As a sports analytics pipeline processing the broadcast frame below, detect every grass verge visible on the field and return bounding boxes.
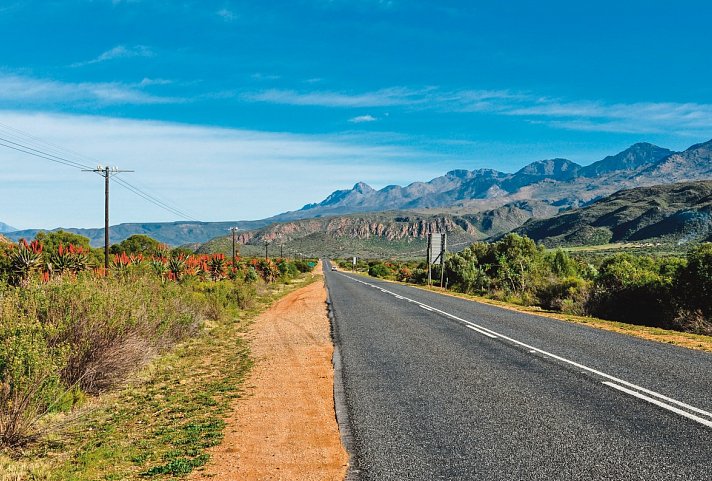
[0,273,319,481]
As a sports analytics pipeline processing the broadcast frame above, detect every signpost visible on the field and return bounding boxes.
[426,232,447,287]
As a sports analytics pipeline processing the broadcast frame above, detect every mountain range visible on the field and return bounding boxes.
[2,138,712,249]
[269,140,712,221]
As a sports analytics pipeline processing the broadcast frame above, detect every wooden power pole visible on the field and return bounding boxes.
[84,165,133,271]
[230,227,239,267]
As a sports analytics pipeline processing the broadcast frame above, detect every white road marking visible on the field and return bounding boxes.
[603,382,712,429]
[339,273,712,428]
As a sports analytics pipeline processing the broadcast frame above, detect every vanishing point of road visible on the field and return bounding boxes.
[324,263,712,480]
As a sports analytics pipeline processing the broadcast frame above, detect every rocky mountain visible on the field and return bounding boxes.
[637,139,712,183]
[578,143,672,177]
[268,141,695,222]
[0,222,16,233]
[5,138,711,250]
[516,181,712,246]
[0,233,10,244]
[196,200,559,258]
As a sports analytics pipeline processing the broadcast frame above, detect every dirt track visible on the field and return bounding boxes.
[192,269,348,480]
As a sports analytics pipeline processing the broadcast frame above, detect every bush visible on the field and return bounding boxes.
[0,274,209,446]
[536,276,591,314]
[368,263,392,279]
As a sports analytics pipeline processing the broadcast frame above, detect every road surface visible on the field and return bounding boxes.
[324,264,712,480]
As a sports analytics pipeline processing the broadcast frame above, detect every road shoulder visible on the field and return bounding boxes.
[191,269,348,480]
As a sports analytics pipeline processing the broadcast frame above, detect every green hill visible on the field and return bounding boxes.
[516,181,712,247]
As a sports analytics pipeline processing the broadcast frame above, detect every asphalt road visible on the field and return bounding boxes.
[324,264,712,481]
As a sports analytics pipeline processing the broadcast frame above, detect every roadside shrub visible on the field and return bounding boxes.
[0,274,208,446]
[674,243,712,320]
[293,259,314,273]
[368,262,392,279]
[587,254,681,328]
[536,276,591,315]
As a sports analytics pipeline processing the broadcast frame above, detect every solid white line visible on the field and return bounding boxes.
[465,324,499,338]
[338,273,712,425]
[603,382,712,429]
[419,304,434,311]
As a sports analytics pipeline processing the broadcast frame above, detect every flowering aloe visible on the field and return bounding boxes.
[208,254,227,280]
[112,252,132,271]
[49,243,88,275]
[167,255,186,281]
[10,239,43,286]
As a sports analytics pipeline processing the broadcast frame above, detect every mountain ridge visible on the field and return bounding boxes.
[3,138,712,248]
[515,180,712,246]
[266,140,692,222]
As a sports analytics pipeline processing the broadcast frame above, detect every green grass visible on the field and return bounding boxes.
[0,273,318,481]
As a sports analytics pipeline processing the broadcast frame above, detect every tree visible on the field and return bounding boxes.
[34,230,92,253]
[675,243,712,317]
[110,235,162,256]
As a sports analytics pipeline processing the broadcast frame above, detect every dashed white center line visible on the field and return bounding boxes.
[337,272,712,429]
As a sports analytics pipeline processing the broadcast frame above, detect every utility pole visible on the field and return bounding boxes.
[440,232,447,288]
[230,227,239,267]
[264,241,269,260]
[280,243,283,258]
[83,165,133,272]
[426,232,432,287]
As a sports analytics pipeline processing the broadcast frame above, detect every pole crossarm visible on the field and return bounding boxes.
[82,165,134,271]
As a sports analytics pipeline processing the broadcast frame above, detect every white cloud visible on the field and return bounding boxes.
[216,8,236,21]
[244,85,712,136]
[349,115,377,123]
[139,78,173,87]
[507,99,712,136]
[243,87,433,107]
[0,74,181,105]
[251,73,281,81]
[0,110,445,229]
[71,45,155,67]
[244,86,518,110]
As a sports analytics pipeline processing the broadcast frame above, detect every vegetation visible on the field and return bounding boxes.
[0,232,317,479]
[357,233,712,336]
[516,181,712,247]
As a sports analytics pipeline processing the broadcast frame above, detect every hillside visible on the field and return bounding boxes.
[0,221,16,233]
[4,219,271,247]
[516,181,712,246]
[197,200,557,258]
[4,138,711,249]
[0,233,10,244]
[267,140,708,222]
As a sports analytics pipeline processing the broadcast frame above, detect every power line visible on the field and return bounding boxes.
[0,121,97,168]
[0,136,92,170]
[112,177,200,222]
[0,126,201,222]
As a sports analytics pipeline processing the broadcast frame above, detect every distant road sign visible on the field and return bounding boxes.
[428,233,445,265]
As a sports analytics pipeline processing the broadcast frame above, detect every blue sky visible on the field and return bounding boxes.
[1,0,711,229]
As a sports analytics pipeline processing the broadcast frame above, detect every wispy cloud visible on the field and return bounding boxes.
[138,77,173,87]
[244,86,517,110]
[71,45,154,67]
[0,110,443,228]
[349,115,377,123]
[507,99,712,136]
[244,87,437,108]
[244,85,712,136]
[251,73,281,81]
[0,74,180,105]
[216,8,236,21]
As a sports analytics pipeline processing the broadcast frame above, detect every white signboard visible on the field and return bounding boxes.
[429,233,445,265]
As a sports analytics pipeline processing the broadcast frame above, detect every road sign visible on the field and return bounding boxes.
[428,233,446,265]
